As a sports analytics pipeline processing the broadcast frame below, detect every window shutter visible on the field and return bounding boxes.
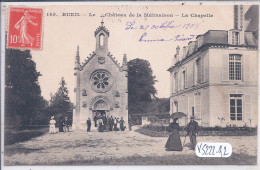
[244,94,251,122]
[222,54,229,81]
[240,32,245,45]
[185,67,188,88]
[170,74,173,94]
[192,63,194,86]
[178,71,181,91]
[204,56,209,82]
[201,57,204,82]
[243,55,250,81]
[228,31,233,44]
[194,95,201,118]
[193,62,197,85]
[188,96,194,117]
[222,93,230,122]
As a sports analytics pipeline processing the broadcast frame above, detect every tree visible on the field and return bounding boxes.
[128,58,157,104]
[49,77,73,125]
[5,49,46,126]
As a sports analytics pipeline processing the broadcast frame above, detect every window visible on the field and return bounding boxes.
[230,94,242,121]
[99,34,104,46]
[183,70,186,89]
[196,58,201,84]
[174,101,178,112]
[232,32,240,45]
[229,54,242,80]
[90,70,113,93]
[193,62,197,85]
[174,72,178,92]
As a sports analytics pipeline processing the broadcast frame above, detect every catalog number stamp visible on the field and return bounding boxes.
[196,142,232,158]
[7,7,43,50]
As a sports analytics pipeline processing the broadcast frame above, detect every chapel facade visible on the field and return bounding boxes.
[72,21,128,130]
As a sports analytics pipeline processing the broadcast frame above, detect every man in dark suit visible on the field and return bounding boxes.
[86,118,91,132]
[109,116,114,131]
[58,117,64,132]
[94,115,97,127]
[186,116,199,150]
[63,117,70,132]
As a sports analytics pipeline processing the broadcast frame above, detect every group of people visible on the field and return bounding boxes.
[49,116,70,134]
[89,115,126,132]
[51,114,198,151]
[165,116,199,151]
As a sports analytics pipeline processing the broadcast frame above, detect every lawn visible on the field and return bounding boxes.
[4,126,49,145]
[54,153,257,165]
[136,125,257,137]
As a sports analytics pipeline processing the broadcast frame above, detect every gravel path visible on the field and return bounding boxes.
[4,126,257,165]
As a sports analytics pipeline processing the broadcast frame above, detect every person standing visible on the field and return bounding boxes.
[186,116,199,150]
[109,116,114,131]
[86,118,91,132]
[94,115,97,127]
[63,117,69,132]
[120,117,126,131]
[49,116,56,134]
[97,118,104,132]
[114,117,119,131]
[165,118,183,151]
[58,117,64,132]
[103,115,107,131]
[106,115,110,131]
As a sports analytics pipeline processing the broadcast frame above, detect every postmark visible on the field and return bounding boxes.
[7,7,43,50]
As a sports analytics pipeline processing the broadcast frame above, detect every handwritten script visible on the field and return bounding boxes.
[125,20,204,43]
[139,32,198,42]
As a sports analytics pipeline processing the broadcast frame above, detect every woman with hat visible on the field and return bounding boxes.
[165,118,183,151]
[49,116,56,134]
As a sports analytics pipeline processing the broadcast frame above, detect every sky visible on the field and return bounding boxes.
[27,4,236,102]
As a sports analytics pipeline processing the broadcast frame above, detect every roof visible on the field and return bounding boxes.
[80,52,121,71]
[94,24,110,37]
[167,29,258,72]
[245,5,259,32]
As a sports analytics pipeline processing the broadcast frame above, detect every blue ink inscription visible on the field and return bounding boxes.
[139,32,198,42]
[125,20,204,31]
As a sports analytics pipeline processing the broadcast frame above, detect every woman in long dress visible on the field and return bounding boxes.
[49,116,56,134]
[165,118,183,151]
[97,118,104,132]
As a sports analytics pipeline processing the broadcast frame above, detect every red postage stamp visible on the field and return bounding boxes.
[7,7,43,50]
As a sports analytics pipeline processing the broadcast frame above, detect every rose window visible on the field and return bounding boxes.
[90,70,113,93]
[93,73,109,89]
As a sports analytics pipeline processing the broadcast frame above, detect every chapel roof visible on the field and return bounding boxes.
[94,21,110,37]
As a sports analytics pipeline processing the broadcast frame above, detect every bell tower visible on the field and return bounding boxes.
[94,19,109,54]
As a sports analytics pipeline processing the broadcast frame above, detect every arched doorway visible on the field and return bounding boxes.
[93,100,109,117]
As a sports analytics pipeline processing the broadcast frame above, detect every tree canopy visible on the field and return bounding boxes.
[48,77,73,125]
[5,49,47,126]
[128,58,157,104]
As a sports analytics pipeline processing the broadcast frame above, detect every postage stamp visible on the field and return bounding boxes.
[7,7,43,50]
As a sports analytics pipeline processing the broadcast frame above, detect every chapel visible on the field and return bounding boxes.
[72,21,128,130]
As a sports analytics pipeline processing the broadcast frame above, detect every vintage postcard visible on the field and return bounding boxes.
[1,1,259,169]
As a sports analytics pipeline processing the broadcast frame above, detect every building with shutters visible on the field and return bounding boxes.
[72,21,128,130]
[167,5,258,127]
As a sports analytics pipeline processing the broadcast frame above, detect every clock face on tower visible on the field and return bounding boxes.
[90,69,113,93]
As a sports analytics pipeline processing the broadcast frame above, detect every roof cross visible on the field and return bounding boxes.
[101,14,104,26]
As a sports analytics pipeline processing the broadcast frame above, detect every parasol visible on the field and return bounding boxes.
[170,112,187,119]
